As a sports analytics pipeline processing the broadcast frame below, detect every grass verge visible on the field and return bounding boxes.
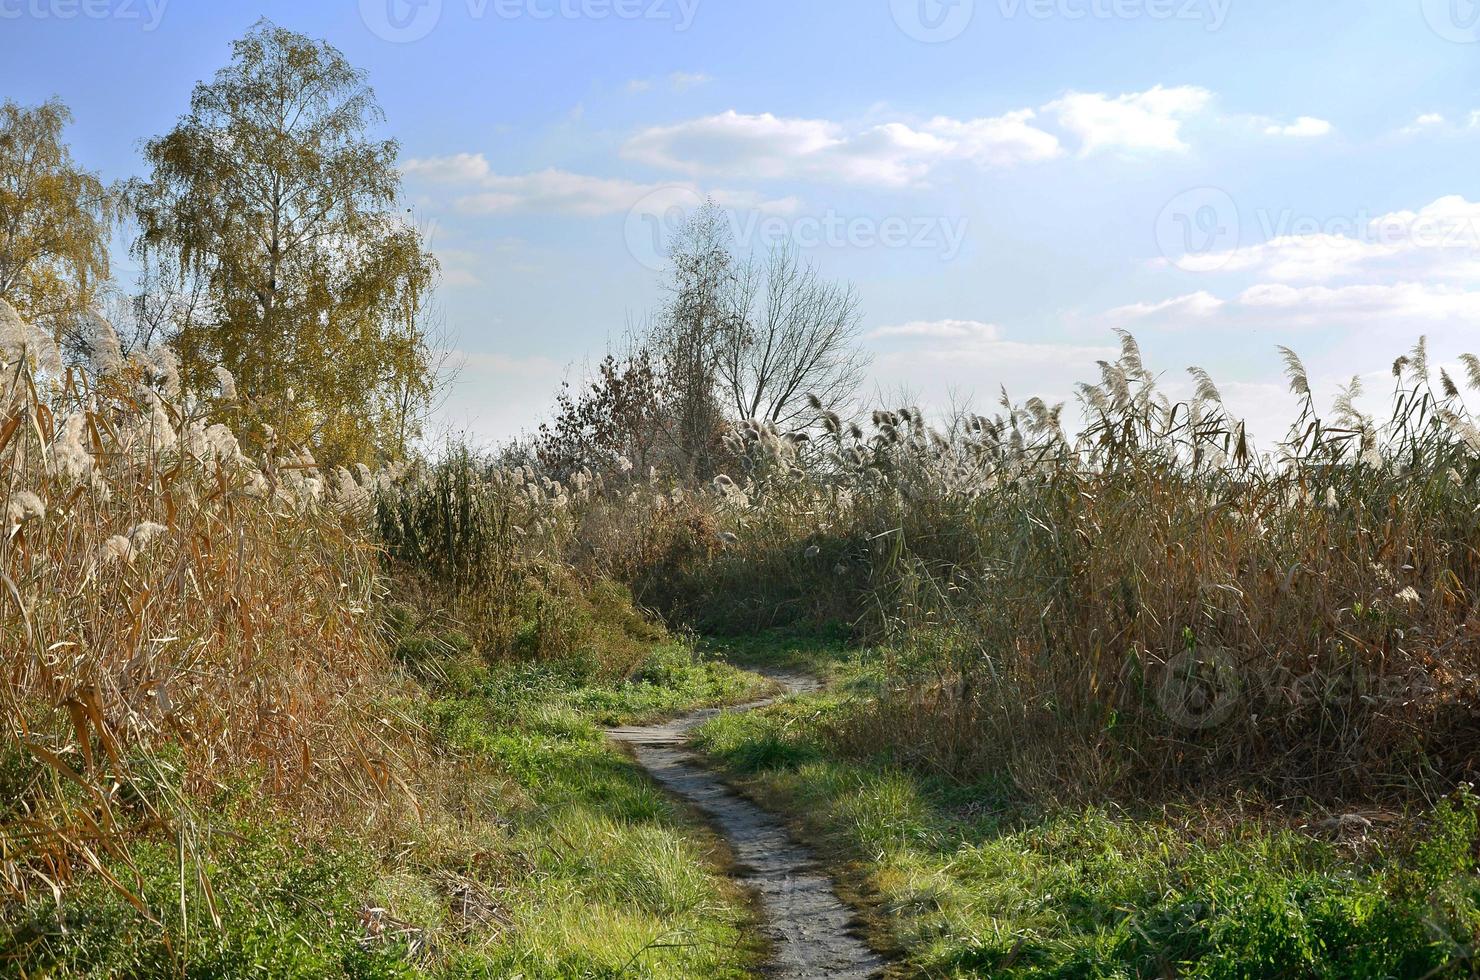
[692,633,1480,979]
[2,623,773,979]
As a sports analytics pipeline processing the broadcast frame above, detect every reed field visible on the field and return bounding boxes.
[8,293,1480,974]
[6,19,1480,976]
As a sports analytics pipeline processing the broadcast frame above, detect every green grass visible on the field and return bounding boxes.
[692,644,1480,979]
[0,810,415,979]
[404,640,772,977]
[699,621,865,678]
[1,629,774,978]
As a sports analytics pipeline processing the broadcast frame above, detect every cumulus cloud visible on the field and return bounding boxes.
[621,109,1062,186]
[1264,116,1333,138]
[1155,195,1480,282]
[1045,85,1212,155]
[412,86,1223,203]
[1119,189,1480,363]
[621,86,1220,184]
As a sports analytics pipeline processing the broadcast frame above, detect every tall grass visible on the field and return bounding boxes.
[0,300,415,914]
[662,335,1480,802]
[392,332,1480,805]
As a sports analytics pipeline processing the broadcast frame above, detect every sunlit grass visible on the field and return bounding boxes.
[695,663,1480,978]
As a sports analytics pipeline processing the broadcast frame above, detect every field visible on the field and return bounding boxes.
[5,20,1480,976]
[5,315,1480,976]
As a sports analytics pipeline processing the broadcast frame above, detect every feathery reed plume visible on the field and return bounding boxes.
[1187,366,1222,404]
[1278,346,1311,396]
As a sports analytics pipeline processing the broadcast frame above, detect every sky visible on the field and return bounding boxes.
[4,0,1480,444]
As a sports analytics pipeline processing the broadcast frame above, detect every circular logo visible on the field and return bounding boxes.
[890,0,975,42]
[360,0,443,43]
[1155,187,1240,272]
[1421,0,1480,43]
[1156,647,1243,731]
[624,186,705,272]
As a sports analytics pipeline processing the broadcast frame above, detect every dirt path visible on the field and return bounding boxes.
[607,671,885,979]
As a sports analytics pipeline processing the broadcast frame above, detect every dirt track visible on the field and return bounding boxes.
[607,671,885,979]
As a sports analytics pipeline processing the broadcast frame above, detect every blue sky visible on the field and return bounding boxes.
[4,0,1480,441]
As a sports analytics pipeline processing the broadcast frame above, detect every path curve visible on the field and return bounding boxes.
[607,670,885,979]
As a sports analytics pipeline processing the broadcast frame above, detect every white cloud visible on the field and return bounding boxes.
[1392,111,1480,138]
[1398,112,1450,136]
[1264,116,1333,138]
[1235,281,1480,322]
[402,157,798,217]
[1105,291,1225,323]
[922,111,1065,167]
[1166,233,1399,280]
[1045,85,1212,155]
[1156,195,1480,283]
[621,87,1215,185]
[403,152,493,183]
[621,109,1062,186]
[1098,282,1480,339]
[868,319,1000,340]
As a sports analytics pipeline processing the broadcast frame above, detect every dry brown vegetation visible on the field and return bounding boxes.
[388,332,1480,809]
[0,299,420,911]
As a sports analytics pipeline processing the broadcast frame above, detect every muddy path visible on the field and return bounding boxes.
[607,670,886,979]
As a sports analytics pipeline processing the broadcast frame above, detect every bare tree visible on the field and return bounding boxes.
[717,243,868,428]
[640,203,871,477]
